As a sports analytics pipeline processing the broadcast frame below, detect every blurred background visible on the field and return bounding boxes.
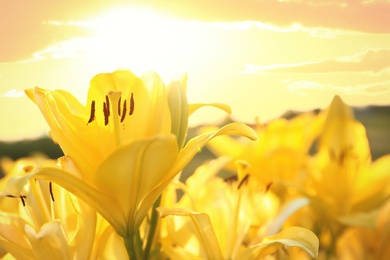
[1,1,389,176]
[1,105,389,179]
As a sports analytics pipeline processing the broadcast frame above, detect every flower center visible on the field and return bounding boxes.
[87,91,135,149]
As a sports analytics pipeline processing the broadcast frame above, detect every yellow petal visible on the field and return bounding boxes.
[171,123,257,175]
[188,103,231,116]
[265,198,310,236]
[141,71,172,137]
[93,134,178,235]
[25,168,125,235]
[237,227,319,259]
[337,210,379,228]
[25,220,72,260]
[157,207,225,260]
[167,81,189,148]
[351,154,390,212]
[29,87,97,180]
[0,239,34,260]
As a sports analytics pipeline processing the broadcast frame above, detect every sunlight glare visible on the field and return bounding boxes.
[82,6,196,79]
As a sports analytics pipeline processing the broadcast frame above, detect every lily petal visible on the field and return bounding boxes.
[236,226,319,259]
[188,103,231,116]
[167,81,189,149]
[93,134,178,236]
[157,207,225,260]
[172,123,257,175]
[17,168,125,234]
[0,239,34,260]
[25,220,72,260]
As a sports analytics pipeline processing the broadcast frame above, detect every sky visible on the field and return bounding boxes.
[1,0,390,141]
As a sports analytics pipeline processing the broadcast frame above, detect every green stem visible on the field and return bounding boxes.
[326,222,344,259]
[123,235,137,260]
[143,195,162,260]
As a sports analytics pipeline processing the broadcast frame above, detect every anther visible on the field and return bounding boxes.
[49,182,55,202]
[87,100,96,124]
[23,165,34,173]
[265,182,273,193]
[118,96,122,116]
[121,99,127,123]
[237,174,250,190]
[6,194,27,207]
[129,93,134,115]
[105,95,110,114]
[103,101,109,126]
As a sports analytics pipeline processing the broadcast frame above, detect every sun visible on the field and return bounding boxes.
[81,5,200,79]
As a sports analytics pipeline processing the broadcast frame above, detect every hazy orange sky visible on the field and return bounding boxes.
[1,0,390,141]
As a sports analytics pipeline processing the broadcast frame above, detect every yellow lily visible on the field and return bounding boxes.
[0,156,96,260]
[25,70,173,183]
[307,96,390,228]
[24,70,257,257]
[201,112,324,188]
[157,157,319,259]
[294,96,390,259]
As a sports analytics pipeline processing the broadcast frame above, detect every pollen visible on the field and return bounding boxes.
[87,100,96,124]
[121,99,127,123]
[129,93,135,115]
[87,92,135,126]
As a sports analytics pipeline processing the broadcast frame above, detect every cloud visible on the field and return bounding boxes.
[1,0,389,63]
[146,0,390,33]
[241,49,390,74]
[1,89,25,98]
[286,79,390,96]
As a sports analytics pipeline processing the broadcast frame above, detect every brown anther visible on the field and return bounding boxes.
[23,165,34,173]
[105,95,110,115]
[129,93,134,115]
[87,100,96,124]
[103,102,109,126]
[121,99,127,123]
[265,182,273,193]
[20,196,26,207]
[118,96,122,116]
[49,182,55,202]
[6,194,27,207]
[237,174,250,190]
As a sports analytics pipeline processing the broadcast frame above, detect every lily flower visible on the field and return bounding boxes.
[24,70,257,257]
[307,96,390,229]
[157,158,319,259]
[0,156,96,259]
[201,112,324,188]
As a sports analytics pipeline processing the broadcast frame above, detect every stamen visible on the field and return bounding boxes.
[6,194,27,207]
[237,174,250,190]
[103,101,109,126]
[105,95,110,115]
[87,100,96,124]
[20,196,26,207]
[49,182,55,202]
[121,99,127,123]
[23,165,34,173]
[118,96,122,116]
[265,182,273,193]
[129,93,135,115]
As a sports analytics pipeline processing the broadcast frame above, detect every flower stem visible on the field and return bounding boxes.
[124,235,138,260]
[143,195,162,260]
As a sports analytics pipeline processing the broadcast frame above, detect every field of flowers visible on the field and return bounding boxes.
[0,70,389,259]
